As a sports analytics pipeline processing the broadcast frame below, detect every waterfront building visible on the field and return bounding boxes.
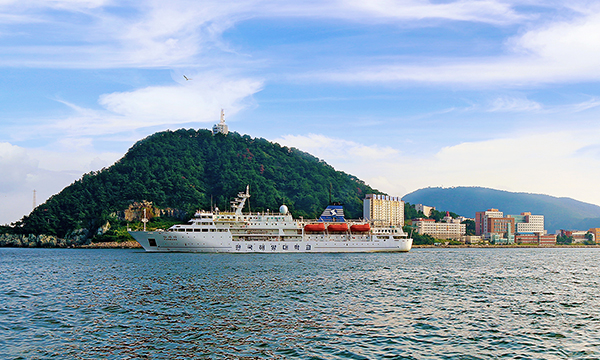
[464,235,483,244]
[570,230,590,243]
[477,208,549,245]
[475,209,504,235]
[487,217,516,236]
[515,233,557,245]
[508,212,545,234]
[539,234,557,245]
[363,194,404,227]
[412,213,465,240]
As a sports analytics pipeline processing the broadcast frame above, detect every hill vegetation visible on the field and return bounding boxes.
[10,129,382,240]
[403,187,600,232]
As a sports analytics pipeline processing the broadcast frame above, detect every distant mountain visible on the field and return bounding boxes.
[402,187,600,233]
[14,129,382,238]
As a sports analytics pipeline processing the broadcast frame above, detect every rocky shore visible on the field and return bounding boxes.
[0,233,142,249]
[0,233,81,248]
[79,241,142,249]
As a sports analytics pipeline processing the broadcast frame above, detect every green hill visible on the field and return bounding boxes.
[11,129,381,239]
[402,187,600,233]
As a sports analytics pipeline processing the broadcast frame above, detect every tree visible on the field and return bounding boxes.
[556,234,573,245]
[462,219,475,235]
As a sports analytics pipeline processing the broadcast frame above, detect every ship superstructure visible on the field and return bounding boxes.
[129,186,412,253]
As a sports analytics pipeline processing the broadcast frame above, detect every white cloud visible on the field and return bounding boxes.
[0,141,123,224]
[340,0,523,24]
[38,73,263,137]
[316,6,600,86]
[0,0,530,68]
[0,142,39,192]
[487,96,542,112]
[276,133,399,161]
[273,130,600,208]
[99,74,262,123]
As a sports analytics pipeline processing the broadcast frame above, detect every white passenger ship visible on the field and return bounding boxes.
[129,186,412,253]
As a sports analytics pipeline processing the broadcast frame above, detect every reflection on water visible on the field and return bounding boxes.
[2,248,600,359]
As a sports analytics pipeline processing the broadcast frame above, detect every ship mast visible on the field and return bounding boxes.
[230,185,250,218]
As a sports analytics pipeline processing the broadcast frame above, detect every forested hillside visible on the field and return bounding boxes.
[12,129,381,238]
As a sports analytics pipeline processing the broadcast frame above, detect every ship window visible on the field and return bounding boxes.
[210,229,215,232]
[148,238,157,247]
[202,229,209,232]
[194,229,201,232]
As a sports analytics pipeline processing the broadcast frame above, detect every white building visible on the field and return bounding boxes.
[414,204,435,217]
[212,109,229,135]
[413,215,466,240]
[363,194,404,227]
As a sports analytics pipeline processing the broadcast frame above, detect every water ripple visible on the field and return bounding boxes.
[2,248,600,359]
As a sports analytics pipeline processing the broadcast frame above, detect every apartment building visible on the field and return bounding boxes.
[363,194,404,227]
[412,213,466,240]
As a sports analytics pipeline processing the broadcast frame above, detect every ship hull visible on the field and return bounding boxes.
[129,231,412,253]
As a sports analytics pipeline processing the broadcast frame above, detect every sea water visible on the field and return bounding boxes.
[1,247,600,359]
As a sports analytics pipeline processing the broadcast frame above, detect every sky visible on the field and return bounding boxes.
[1,0,600,225]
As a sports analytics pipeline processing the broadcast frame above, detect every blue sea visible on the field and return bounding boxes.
[2,247,600,359]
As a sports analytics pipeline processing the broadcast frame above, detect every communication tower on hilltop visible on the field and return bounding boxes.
[33,189,36,210]
[212,109,229,135]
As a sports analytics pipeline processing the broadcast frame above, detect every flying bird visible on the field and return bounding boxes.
[183,75,192,81]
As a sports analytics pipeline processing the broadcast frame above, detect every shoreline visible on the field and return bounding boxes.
[413,244,599,249]
[79,241,142,249]
[79,242,597,249]
[1,238,597,250]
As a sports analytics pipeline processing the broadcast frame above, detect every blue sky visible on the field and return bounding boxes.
[1,0,600,224]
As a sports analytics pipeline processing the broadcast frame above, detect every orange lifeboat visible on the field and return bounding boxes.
[327,223,348,232]
[304,223,325,232]
[350,224,370,232]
